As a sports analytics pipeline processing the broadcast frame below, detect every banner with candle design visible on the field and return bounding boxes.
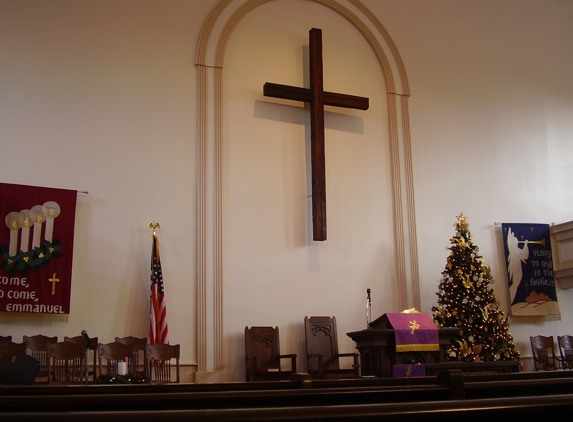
[0,183,77,322]
[501,223,560,321]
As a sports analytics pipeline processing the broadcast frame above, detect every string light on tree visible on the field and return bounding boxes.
[432,214,520,362]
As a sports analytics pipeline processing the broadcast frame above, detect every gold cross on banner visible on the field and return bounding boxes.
[49,273,59,295]
[409,320,420,334]
[405,365,412,377]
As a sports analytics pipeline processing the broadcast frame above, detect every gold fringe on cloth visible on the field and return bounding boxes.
[0,312,68,323]
[511,299,561,322]
[513,314,561,322]
[396,344,440,352]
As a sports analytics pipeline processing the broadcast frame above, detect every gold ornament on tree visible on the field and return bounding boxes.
[472,344,482,362]
[462,274,472,289]
[457,339,471,358]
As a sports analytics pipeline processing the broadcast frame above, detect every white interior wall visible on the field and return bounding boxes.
[0,0,208,380]
[369,0,573,356]
[1,0,572,381]
[221,1,394,381]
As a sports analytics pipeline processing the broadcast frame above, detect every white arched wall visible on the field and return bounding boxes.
[195,0,418,376]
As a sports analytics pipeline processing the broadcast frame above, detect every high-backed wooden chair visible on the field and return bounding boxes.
[558,335,573,370]
[116,336,147,375]
[244,326,297,382]
[65,335,99,382]
[304,316,360,379]
[23,334,57,381]
[146,343,180,383]
[98,342,134,376]
[0,341,27,358]
[47,341,87,384]
[0,335,12,344]
[530,335,559,370]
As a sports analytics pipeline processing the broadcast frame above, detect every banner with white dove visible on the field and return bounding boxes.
[501,223,560,321]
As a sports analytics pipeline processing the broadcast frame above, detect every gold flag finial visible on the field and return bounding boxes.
[148,221,160,236]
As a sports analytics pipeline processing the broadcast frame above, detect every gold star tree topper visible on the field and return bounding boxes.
[456,213,469,231]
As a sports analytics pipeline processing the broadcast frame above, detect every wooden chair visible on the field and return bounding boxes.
[244,326,297,382]
[530,335,559,370]
[115,336,147,375]
[0,335,12,344]
[304,316,360,379]
[23,334,57,381]
[0,341,27,358]
[65,335,99,382]
[47,341,87,384]
[98,342,134,376]
[146,343,180,383]
[558,335,573,370]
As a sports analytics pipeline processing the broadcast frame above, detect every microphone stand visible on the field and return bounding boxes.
[366,288,372,329]
[85,346,89,385]
[82,333,90,385]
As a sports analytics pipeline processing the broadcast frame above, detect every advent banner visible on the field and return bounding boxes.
[0,183,78,322]
[501,223,560,321]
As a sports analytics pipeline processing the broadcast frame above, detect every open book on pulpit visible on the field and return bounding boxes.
[370,313,439,352]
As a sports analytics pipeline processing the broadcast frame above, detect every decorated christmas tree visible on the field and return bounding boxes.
[432,213,520,362]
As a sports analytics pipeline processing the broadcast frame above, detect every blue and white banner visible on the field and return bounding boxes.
[501,223,560,321]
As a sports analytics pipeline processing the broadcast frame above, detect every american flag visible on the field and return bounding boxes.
[149,234,169,345]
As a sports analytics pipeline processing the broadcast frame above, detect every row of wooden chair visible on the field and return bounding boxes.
[530,335,573,371]
[0,335,180,384]
[245,316,360,382]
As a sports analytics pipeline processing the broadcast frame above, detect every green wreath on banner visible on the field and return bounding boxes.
[0,239,62,276]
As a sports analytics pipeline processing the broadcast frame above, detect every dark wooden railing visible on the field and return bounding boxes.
[2,370,573,420]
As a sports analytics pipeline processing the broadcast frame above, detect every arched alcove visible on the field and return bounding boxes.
[195,0,419,378]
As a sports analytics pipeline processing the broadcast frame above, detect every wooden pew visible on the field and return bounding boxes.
[0,382,453,412]
[3,370,573,420]
[0,372,440,396]
[2,368,571,397]
[2,393,573,421]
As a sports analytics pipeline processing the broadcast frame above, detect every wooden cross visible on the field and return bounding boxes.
[263,28,369,241]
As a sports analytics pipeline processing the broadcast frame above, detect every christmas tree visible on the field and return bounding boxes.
[432,213,520,362]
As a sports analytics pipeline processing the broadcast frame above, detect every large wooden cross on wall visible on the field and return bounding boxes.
[263,28,369,241]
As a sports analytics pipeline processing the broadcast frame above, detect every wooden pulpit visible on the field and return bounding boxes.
[347,313,459,378]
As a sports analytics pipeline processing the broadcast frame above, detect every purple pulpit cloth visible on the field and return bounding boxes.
[386,313,439,352]
[393,364,426,378]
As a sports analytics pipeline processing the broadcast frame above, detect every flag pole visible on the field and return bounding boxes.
[148,221,169,346]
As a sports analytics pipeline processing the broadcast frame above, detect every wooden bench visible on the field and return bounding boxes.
[2,394,573,421]
[3,370,573,420]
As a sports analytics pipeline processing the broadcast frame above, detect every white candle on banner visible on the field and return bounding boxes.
[30,205,46,249]
[5,212,22,257]
[117,361,127,376]
[43,201,61,242]
[19,209,31,252]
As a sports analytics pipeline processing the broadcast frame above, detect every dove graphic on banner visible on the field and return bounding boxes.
[501,223,560,321]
